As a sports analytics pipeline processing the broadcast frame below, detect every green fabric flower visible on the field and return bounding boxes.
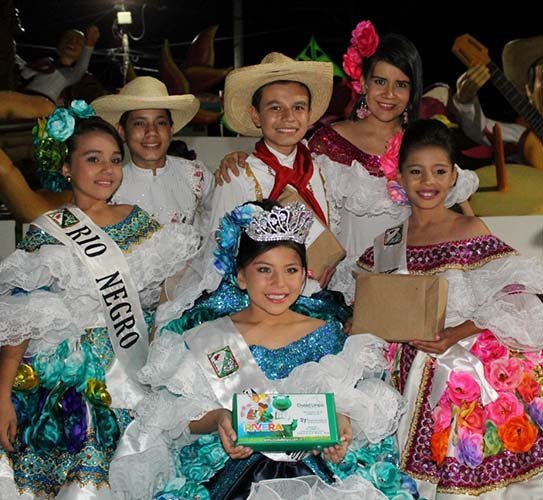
[483,421,503,456]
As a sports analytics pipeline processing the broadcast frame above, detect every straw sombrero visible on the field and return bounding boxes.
[91,76,200,133]
[502,36,543,93]
[224,52,333,137]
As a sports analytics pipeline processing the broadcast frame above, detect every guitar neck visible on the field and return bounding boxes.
[488,61,543,142]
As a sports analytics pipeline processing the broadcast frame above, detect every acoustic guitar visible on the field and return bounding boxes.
[452,34,543,169]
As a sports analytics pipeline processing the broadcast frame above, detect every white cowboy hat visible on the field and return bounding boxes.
[91,76,200,133]
[224,52,333,137]
[502,36,543,93]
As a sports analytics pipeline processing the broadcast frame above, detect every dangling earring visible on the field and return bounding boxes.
[402,108,409,125]
[356,94,372,120]
[65,175,72,182]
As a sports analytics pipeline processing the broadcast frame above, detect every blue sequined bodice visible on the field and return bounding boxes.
[18,205,160,252]
[249,321,346,380]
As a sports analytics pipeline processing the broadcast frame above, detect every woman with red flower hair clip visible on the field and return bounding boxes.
[215,21,478,303]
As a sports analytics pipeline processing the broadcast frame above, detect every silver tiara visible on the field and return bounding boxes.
[246,202,313,244]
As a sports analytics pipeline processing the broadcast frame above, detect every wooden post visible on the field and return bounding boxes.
[493,123,508,191]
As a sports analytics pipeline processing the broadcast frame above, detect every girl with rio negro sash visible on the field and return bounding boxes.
[0,102,200,498]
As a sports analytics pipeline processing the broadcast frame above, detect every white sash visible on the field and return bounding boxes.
[184,317,270,410]
[35,206,149,380]
[373,219,409,274]
[185,317,308,462]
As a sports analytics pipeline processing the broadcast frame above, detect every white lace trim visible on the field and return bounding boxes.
[0,223,200,348]
[444,255,543,349]
[318,156,478,219]
[248,475,387,500]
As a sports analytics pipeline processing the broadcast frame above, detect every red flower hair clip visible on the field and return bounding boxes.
[342,20,379,94]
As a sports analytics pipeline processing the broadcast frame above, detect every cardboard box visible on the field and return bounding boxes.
[351,273,448,341]
[233,393,339,452]
[278,189,346,280]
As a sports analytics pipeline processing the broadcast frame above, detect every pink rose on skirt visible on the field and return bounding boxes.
[485,391,524,426]
[470,330,509,365]
[485,357,524,392]
[446,371,481,406]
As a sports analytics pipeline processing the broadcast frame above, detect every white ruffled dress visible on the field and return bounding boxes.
[0,206,201,499]
[359,235,543,499]
[109,317,416,500]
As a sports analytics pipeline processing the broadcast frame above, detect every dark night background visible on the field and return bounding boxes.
[12,0,543,122]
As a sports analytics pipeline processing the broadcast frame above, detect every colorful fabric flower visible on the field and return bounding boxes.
[342,47,362,94]
[517,371,541,403]
[528,397,543,428]
[485,357,524,392]
[380,131,404,180]
[343,20,379,95]
[446,371,481,406]
[498,414,538,453]
[46,107,75,141]
[483,421,503,456]
[369,461,402,497]
[213,203,262,278]
[470,330,509,365]
[70,99,96,118]
[456,427,484,468]
[485,391,524,426]
[430,428,450,465]
[457,401,486,434]
[386,180,410,205]
[432,398,453,433]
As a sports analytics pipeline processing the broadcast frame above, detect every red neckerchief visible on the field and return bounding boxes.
[253,139,327,224]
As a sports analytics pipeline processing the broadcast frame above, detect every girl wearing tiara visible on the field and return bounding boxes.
[110,200,421,500]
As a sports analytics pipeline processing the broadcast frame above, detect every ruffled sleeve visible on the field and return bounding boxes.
[125,222,201,310]
[445,255,543,350]
[445,165,479,207]
[318,155,409,218]
[0,245,101,349]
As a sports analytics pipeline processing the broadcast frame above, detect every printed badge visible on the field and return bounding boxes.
[47,208,79,228]
[207,345,239,378]
[384,225,403,246]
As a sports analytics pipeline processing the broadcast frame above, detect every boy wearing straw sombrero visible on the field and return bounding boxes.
[156,52,342,325]
[216,52,336,289]
[93,76,215,227]
[0,76,214,228]
[452,35,543,167]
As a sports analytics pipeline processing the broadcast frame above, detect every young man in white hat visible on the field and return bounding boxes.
[212,52,333,238]
[92,76,214,227]
[0,76,214,228]
[155,52,338,325]
[452,35,543,167]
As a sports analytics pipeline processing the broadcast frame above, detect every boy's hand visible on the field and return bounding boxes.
[216,409,253,459]
[215,151,248,185]
[85,25,100,47]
